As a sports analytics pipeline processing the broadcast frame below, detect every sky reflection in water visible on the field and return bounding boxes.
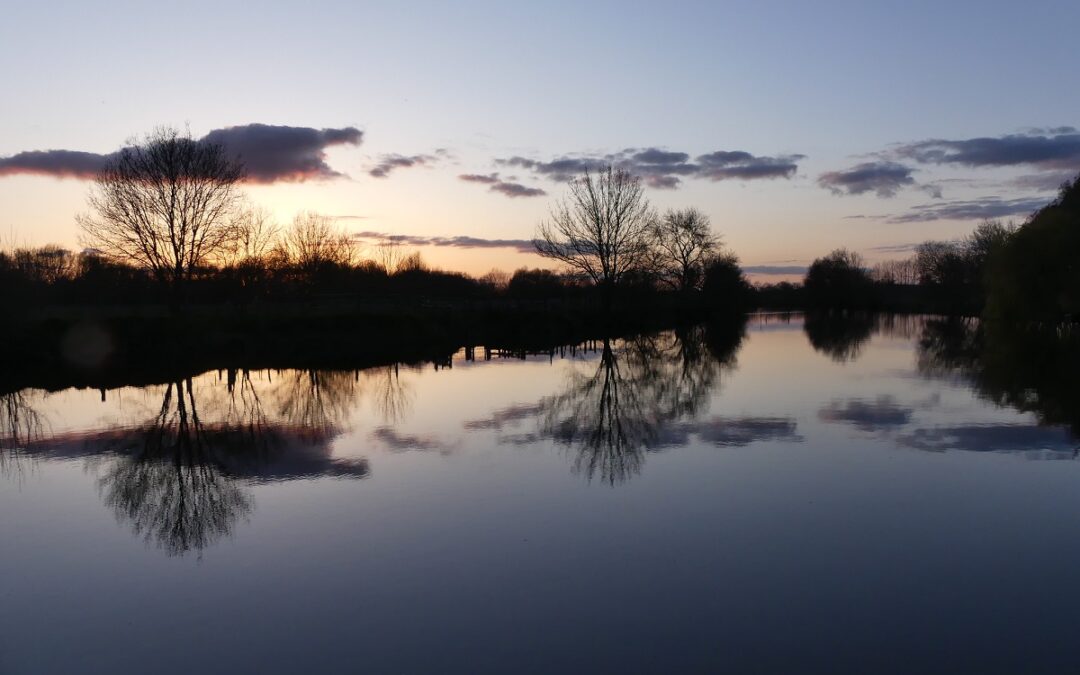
[3,314,1080,674]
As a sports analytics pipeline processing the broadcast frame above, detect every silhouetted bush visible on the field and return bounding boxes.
[804,249,873,309]
[507,268,569,300]
[701,255,753,311]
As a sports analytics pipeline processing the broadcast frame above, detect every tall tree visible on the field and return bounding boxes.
[77,126,245,291]
[534,166,655,303]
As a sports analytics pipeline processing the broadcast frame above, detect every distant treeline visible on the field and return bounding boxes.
[0,240,753,313]
[786,173,1080,321]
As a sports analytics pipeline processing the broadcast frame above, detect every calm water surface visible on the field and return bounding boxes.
[3,314,1080,674]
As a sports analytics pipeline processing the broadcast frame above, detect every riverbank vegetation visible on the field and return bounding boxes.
[2,126,1077,371]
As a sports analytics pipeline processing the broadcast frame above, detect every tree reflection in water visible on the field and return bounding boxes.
[364,364,414,424]
[537,320,746,485]
[98,379,253,556]
[803,312,876,363]
[93,370,368,556]
[0,390,45,477]
[270,369,360,441]
[917,318,1080,437]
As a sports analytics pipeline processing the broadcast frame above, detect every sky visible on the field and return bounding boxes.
[1,0,1078,280]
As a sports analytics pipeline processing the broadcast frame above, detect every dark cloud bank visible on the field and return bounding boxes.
[0,123,363,183]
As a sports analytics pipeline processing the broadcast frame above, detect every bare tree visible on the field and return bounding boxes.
[651,207,720,291]
[230,204,281,264]
[871,258,919,285]
[279,212,355,274]
[77,126,245,290]
[534,166,655,303]
[372,240,406,274]
[478,268,510,290]
[396,250,427,273]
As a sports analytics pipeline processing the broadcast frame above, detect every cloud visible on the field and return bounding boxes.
[203,124,363,182]
[491,181,547,198]
[458,172,546,198]
[496,156,605,182]
[1009,171,1078,192]
[867,243,920,253]
[695,151,803,181]
[888,196,1048,223]
[463,403,544,431]
[0,149,111,179]
[354,231,536,253]
[895,130,1080,170]
[682,416,803,447]
[742,265,807,275]
[369,150,445,178]
[370,427,450,452]
[819,396,913,432]
[0,123,363,183]
[459,173,500,184]
[496,146,803,189]
[897,423,1075,455]
[817,161,915,197]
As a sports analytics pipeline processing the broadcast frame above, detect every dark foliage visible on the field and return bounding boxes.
[804,249,873,309]
[985,175,1080,322]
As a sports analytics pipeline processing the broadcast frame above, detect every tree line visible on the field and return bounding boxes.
[4,125,1077,322]
[798,173,1080,320]
[1,127,753,312]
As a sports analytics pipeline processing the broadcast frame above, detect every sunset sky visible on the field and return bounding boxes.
[2,0,1079,279]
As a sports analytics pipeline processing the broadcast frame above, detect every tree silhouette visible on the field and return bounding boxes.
[651,207,720,291]
[804,248,872,308]
[77,126,245,293]
[534,166,655,305]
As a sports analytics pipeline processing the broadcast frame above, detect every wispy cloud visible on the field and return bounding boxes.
[742,265,807,275]
[1009,171,1078,192]
[354,231,536,253]
[895,128,1080,170]
[866,243,920,253]
[888,196,1048,223]
[371,427,451,453]
[898,423,1075,454]
[497,146,803,189]
[458,172,546,198]
[369,149,448,178]
[0,123,364,183]
[819,396,913,432]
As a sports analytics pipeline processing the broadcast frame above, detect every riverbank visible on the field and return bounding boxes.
[0,299,745,394]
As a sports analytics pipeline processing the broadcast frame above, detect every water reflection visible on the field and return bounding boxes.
[917,317,1080,448]
[0,390,45,477]
[96,375,369,555]
[6,314,1080,558]
[1,371,370,556]
[97,379,254,555]
[803,311,876,362]
[528,320,783,484]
